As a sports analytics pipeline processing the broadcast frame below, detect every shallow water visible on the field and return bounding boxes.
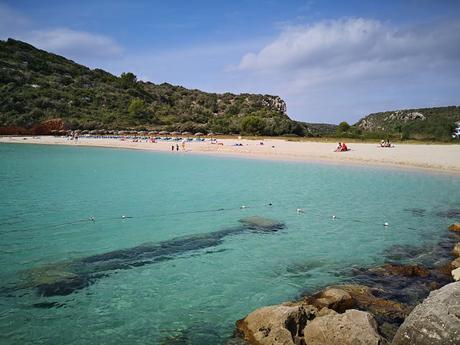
[0,143,459,344]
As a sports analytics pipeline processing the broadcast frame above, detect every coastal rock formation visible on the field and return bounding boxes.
[235,304,316,345]
[303,287,353,313]
[327,285,409,324]
[449,223,460,232]
[452,257,460,269]
[262,96,287,115]
[302,284,409,341]
[391,282,460,345]
[304,309,383,345]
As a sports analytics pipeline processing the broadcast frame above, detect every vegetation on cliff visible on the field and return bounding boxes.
[0,39,305,135]
[352,106,460,141]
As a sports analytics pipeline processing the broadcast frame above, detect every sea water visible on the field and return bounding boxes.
[0,143,459,344]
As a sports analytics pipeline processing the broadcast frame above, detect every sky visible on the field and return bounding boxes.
[1,0,459,124]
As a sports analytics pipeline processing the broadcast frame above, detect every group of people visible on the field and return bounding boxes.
[334,142,349,152]
[171,140,186,151]
[380,140,393,148]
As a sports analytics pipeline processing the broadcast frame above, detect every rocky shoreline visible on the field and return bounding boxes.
[232,222,460,345]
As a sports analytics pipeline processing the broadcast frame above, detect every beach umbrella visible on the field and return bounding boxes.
[159,131,169,135]
[194,132,204,136]
[207,132,215,136]
[181,131,191,135]
[170,131,181,136]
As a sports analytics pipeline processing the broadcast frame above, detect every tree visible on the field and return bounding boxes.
[338,121,350,132]
[119,72,137,88]
[128,98,146,118]
[241,116,266,135]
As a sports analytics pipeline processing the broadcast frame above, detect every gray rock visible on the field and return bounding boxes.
[303,309,383,345]
[391,282,460,345]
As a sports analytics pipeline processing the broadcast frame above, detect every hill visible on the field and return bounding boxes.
[0,38,306,136]
[354,106,460,141]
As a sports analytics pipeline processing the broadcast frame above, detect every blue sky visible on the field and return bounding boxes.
[1,0,459,123]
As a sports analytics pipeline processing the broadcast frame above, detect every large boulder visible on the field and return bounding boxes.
[448,223,460,232]
[236,304,316,345]
[303,309,383,345]
[391,282,460,345]
[303,287,353,313]
[453,268,460,281]
[330,285,409,323]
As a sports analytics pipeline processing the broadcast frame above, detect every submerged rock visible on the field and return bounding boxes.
[238,216,284,231]
[437,209,460,219]
[391,282,460,345]
[12,216,285,297]
[330,285,409,325]
[453,243,460,257]
[304,309,383,345]
[372,264,430,278]
[236,304,316,345]
[449,223,460,232]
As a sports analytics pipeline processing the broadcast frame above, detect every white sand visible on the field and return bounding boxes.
[1,136,460,174]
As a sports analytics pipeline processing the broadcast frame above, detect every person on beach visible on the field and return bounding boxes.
[171,145,174,151]
[181,140,186,151]
[176,144,179,151]
[335,143,342,152]
[341,143,348,151]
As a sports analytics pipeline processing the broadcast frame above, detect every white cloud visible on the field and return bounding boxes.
[25,28,123,59]
[238,18,460,73]
[0,4,122,62]
[233,18,460,122]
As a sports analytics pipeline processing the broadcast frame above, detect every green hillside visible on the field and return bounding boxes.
[0,38,305,136]
[354,106,460,141]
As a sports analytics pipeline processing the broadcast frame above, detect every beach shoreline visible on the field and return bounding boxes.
[1,135,460,175]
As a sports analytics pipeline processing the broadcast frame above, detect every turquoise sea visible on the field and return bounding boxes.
[0,143,459,344]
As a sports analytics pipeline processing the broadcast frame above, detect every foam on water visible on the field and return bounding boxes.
[0,143,459,344]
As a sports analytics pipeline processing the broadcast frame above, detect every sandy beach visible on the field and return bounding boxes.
[1,136,460,174]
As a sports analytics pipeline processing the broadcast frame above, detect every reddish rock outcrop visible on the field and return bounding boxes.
[448,223,460,232]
